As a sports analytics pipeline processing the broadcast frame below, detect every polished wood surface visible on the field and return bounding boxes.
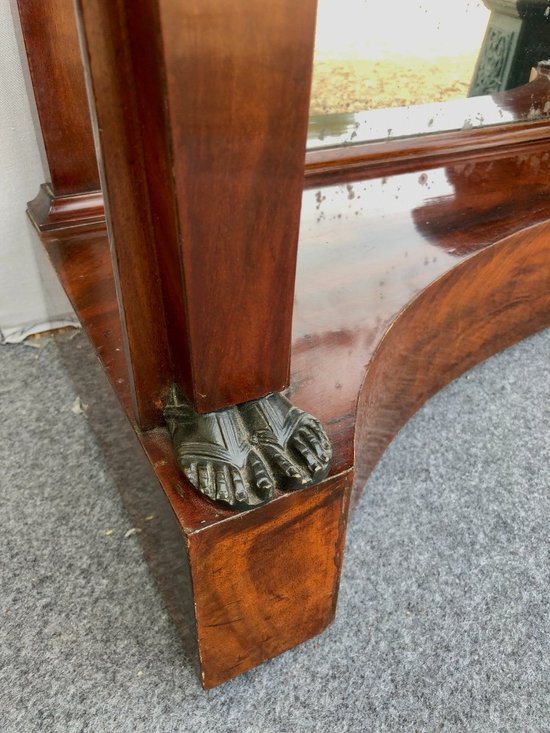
[14,0,99,197]
[16,0,550,693]
[76,0,317,418]
[159,0,318,412]
[27,184,104,233]
[41,144,550,685]
[76,0,175,429]
[54,325,351,689]
[190,472,351,688]
[353,220,550,504]
[42,146,550,522]
[306,76,550,184]
[292,144,550,483]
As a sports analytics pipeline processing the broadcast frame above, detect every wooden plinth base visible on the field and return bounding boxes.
[54,331,351,688]
[27,184,104,232]
[39,146,550,687]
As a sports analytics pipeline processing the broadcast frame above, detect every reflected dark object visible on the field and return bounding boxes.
[411,147,550,256]
[308,0,550,151]
[470,0,550,95]
[411,71,550,255]
[493,61,550,115]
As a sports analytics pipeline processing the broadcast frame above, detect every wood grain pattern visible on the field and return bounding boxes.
[40,143,550,685]
[27,184,104,232]
[353,220,550,504]
[306,76,550,185]
[18,0,550,691]
[14,0,99,196]
[290,144,550,481]
[158,0,318,412]
[76,0,317,419]
[55,329,350,688]
[43,145,550,527]
[76,0,176,429]
[189,472,351,688]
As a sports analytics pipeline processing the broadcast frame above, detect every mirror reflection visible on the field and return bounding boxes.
[309,0,550,148]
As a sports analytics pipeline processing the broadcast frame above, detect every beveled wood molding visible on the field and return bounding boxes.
[305,74,550,185]
[27,183,104,233]
[305,119,550,186]
[25,117,550,233]
[13,0,100,196]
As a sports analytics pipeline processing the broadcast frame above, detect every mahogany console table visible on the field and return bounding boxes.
[15,0,550,688]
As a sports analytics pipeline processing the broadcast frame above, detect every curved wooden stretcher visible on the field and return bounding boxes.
[16,0,550,688]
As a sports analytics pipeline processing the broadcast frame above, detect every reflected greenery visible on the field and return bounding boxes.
[309,0,550,147]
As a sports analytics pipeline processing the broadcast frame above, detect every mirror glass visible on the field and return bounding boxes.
[309,0,550,149]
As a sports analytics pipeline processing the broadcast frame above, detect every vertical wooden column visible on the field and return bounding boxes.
[158,0,317,412]
[76,0,317,426]
[79,0,315,426]
[14,0,102,230]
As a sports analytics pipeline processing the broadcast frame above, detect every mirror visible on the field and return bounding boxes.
[309,0,550,149]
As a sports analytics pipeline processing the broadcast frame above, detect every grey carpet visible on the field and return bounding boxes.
[1,329,549,733]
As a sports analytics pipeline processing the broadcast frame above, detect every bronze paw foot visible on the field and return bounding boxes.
[164,387,332,509]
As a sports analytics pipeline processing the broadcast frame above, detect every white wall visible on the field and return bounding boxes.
[0,2,77,343]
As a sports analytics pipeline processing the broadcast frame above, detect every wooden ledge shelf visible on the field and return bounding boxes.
[305,75,550,184]
[27,184,104,233]
[40,146,550,687]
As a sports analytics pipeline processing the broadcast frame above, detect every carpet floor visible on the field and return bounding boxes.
[1,328,549,733]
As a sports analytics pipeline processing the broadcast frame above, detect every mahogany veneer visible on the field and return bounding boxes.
[14,0,101,230]
[75,0,318,422]
[42,145,550,686]
[16,0,550,691]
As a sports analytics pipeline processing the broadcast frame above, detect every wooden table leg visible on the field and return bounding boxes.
[13,0,102,230]
[76,0,318,422]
